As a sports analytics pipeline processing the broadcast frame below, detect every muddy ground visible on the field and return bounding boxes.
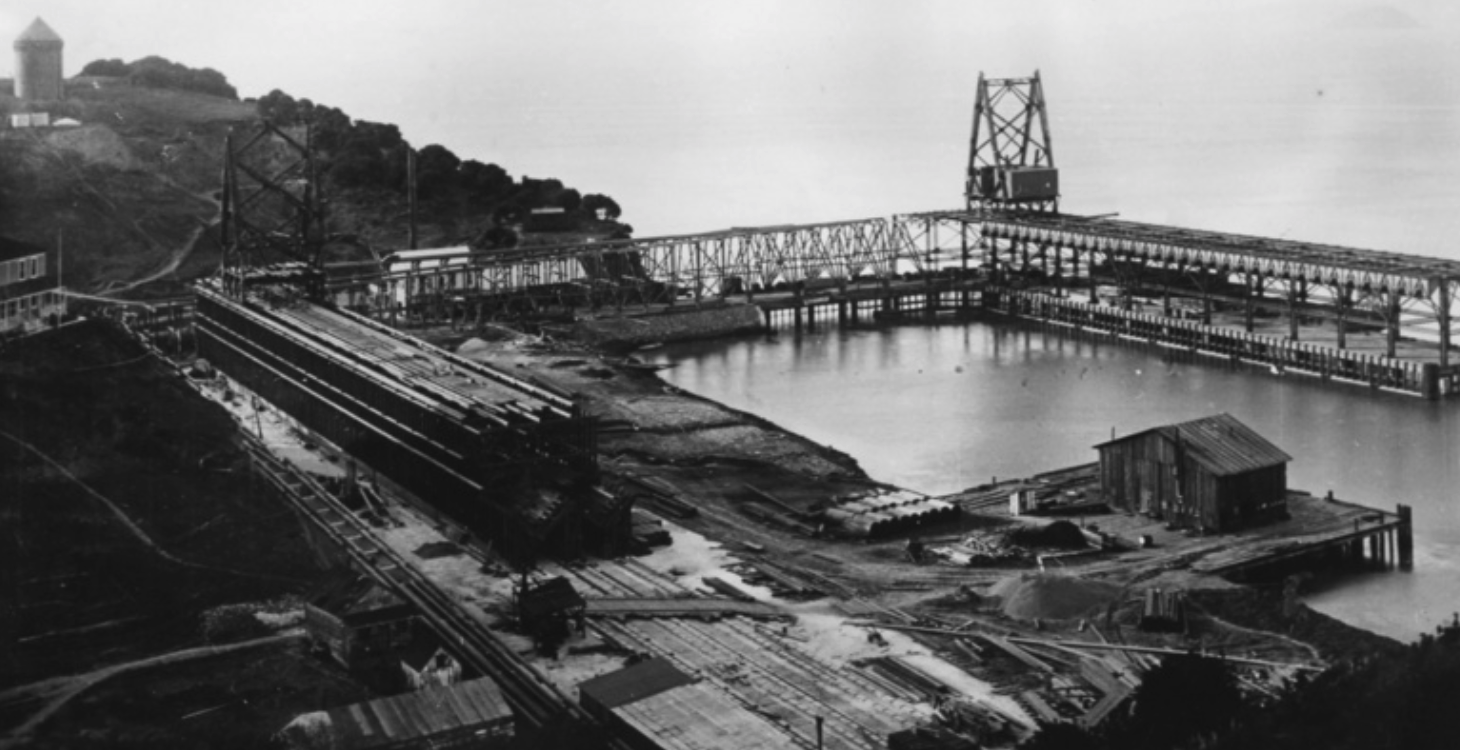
[441,323,1402,662]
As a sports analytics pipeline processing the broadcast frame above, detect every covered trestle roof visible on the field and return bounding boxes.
[971,210,1460,299]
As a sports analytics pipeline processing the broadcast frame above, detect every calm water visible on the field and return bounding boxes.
[440,14,1460,641]
[653,323,1460,642]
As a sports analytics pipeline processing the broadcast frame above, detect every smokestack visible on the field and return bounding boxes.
[815,716,823,750]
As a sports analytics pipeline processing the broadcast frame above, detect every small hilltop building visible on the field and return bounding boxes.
[1095,413,1291,533]
[13,18,65,101]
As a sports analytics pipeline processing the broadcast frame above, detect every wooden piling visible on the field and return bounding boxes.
[1398,504,1414,571]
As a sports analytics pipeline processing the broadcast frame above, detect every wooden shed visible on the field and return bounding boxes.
[277,676,514,750]
[304,577,416,669]
[578,658,795,750]
[1095,414,1291,533]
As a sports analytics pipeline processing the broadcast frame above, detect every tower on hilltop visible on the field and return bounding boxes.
[14,17,64,101]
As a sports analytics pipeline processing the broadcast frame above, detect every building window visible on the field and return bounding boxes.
[28,257,39,279]
[1,260,11,285]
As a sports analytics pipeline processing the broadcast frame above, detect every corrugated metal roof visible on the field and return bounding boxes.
[324,676,512,749]
[578,657,695,710]
[1095,413,1291,477]
[16,18,62,44]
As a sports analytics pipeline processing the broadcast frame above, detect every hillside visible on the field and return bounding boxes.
[0,78,246,297]
[0,71,628,300]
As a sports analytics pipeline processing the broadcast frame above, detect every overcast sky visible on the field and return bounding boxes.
[6,1,1458,141]
[7,1,1460,236]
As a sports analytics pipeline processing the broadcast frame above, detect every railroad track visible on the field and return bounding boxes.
[241,435,621,741]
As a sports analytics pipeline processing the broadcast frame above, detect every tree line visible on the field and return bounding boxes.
[79,56,238,100]
[253,89,625,246]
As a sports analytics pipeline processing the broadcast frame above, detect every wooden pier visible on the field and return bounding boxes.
[943,464,1414,582]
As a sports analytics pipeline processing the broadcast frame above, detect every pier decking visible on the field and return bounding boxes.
[946,463,1413,581]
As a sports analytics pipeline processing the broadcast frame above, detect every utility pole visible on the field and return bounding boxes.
[408,148,419,250]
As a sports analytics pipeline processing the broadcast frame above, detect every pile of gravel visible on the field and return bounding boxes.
[990,573,1123,621]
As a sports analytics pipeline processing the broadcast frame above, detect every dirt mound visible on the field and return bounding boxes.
[45,124,138,170]
[1005,520,1087,549]
[990,573,1124,621]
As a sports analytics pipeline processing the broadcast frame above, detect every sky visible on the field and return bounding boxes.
[7,1,1458,140]
[5,1,1460,237]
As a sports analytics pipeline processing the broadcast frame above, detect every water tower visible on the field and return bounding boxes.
[14,17,64,101]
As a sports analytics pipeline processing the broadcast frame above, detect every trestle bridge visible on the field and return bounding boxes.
[329,205,1460,399]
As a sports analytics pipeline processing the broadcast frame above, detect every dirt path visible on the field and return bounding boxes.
[99,172,222,297]
[0,631,302,748]
[1190,600,1324,663]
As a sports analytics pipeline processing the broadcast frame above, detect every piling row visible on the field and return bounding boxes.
[988,288,1440,398]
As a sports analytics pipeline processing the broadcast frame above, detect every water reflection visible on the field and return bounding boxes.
[655,320,1460,641]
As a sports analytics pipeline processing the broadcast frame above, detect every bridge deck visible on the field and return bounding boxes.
[958,209,1460,294]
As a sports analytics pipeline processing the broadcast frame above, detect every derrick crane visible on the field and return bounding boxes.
[218,121,328,298]
[966,71,1059,213]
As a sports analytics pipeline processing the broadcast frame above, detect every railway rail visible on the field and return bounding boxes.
[241,433,625,744]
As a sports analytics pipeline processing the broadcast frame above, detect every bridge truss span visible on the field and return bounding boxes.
[366,212,983,312]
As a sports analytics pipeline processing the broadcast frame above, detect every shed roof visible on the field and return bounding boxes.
[297,676,512,750]
[16,18,62,44]
[310,576,414,626]
[578,657,695,710]
[1095,413,1291,477]
[519,576,585,621]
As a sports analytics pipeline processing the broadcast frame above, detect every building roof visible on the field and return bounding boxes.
[519,576,586,621]
[1096,413,1292,477]
[287,676,512,750]
[0,236,46,264]
[581,662,799,750]
[399,634,456,672]
[578,657,696,710]
[15,18,62,44]
[310,576,414,626]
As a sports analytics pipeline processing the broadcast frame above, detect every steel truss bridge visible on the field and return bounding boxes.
[349,211,983,310]
[348,207,1460,374]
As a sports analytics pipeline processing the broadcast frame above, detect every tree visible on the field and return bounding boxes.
[581,193,622,219]
[257,89,300,123]
[415,144,462,197]
[79,58,129,77]
[459,160,512,198]
[1117,654,1242,750]
[554,188,582,212]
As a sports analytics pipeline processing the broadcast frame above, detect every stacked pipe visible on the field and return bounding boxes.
[821,490,959,538]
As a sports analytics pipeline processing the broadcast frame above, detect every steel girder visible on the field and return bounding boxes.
[378,215,967,309]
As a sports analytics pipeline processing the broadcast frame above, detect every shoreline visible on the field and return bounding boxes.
[427,315,1409,660]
